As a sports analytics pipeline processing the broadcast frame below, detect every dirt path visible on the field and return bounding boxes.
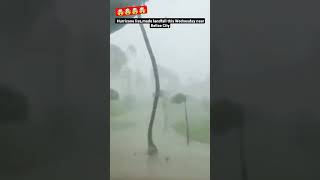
[110,108,210,180]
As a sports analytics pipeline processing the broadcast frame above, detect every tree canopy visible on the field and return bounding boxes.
[171,93,187,104]
[110,44,128,77]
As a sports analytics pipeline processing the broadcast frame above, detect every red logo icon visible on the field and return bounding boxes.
[115,5,148,16]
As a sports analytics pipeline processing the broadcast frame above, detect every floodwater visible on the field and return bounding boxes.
[110,108,210,180]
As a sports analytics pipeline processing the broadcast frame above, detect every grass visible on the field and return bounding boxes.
[110,101,137,130]
[110,96,141,117]
[168,99,210,144]
[111,101,129,117]
[173,116,210,144]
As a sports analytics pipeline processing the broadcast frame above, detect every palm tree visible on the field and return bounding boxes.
[110,44,128,78]
[110,0,158,156]
[171,93,190,145]
[138,14,160,156]
[213,99,247,180]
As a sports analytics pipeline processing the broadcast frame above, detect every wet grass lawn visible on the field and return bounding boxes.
[111,101,136,130]
[173,116,210,144]
[111,99,210,139]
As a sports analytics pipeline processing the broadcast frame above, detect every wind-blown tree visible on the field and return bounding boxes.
[110,0,160,156]
[110,88,119,101]
[138,13,160,156]
[213,99,247,180]
[171,93,190,145]
[110,44,128,78]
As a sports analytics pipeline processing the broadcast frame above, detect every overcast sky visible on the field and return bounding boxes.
[110,0,210,84]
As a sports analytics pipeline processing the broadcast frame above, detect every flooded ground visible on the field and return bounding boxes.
[110,107,210,180]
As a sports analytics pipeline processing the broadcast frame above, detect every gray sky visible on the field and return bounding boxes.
[110,0,210,84]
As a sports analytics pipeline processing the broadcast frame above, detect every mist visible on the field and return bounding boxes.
[111,0,210,85]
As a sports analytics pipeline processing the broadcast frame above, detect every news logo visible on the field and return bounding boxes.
[115,5,147,16]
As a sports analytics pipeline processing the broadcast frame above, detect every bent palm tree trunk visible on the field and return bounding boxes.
[138,14,160,156]
[184,100,190,145]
